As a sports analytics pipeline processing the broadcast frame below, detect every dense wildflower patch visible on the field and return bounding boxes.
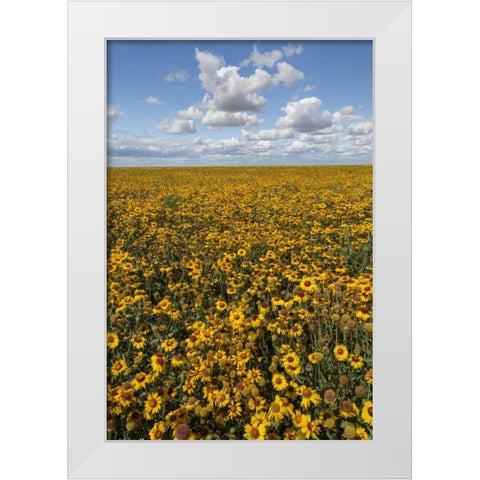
[107,165,373,440]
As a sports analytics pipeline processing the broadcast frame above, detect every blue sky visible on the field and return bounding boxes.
[107,40,372,166]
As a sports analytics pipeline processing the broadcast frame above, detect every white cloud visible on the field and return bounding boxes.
[333,105,361,122]
[303,85,316,92]
[242,128,294,141]
[156,118,197,134]
[348,120,373,135]
[299,132,341,144]
[276,97,333,133]
[273,62,305,87]
[303,124,344,136]
[241,45,284,68]
[107,131,372,167]
[201,110,264,128]
[107,104,124,123]
[353,133,373,146]
[165,70,190,82]
[285,140,315,153]
[283,44,302,57]
[196,48,275,113]
[177,105,204,120]
[145,96,162,105]
[203,137,242,152]
[108,135,188,158]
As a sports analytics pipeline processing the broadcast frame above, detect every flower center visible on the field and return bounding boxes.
[271,402,280,413]
[302,388,312,398]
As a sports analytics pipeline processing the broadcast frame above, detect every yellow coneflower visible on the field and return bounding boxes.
[226,401,242,420]
[161,337,178,352]
[271,373,288,391]
[107,332,119,349]
[291,409,304,429]
[283,363,300,377]
[248,396,267,411]
[151,352,167,373]
[339,400,359,418]
[250,410,270,428]
[144,392,162,420]
[356,307,370,321]
[171,353,186,367]
[299,277,317,293]
[288,323,303,338]
[131,372,149,391]
[356,426,370,440]
[349,354,364,369]
[298,386,321,408]
[283,428,297,440]
[244,423,266,440]
[300,414,321,439]
[110,359,127,376]
[333,344,349,361]
[216,299,227,311]
[361,401,373,426]
[215,390,230,408]
[149,421,167,440]
[308,351,324,364]
[282,352,300,369]
[130,334,146,349]
[285,381,299,400]
[267,395,286,423]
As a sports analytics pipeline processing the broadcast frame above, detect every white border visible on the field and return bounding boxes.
[68,1,411,478]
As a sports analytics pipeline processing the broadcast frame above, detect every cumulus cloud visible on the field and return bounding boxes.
[348,120,373,135]
[276,97,333,133]
[283,44,302,57]
[201,110,264,128]
[108,135,188,158]
[165,70,190,82]
[242,128,294,141]
[156,118,197,134]
[177,105,204,120]
[273,62,305,87]
[333,105,361,122]
[303,85,316,92]
[196,48,274,112]
[107,104,124,123]
[285,140,315,153]
[146,96,162,105]
[107,131,372,167]
[302,124,343,136]
[353,134,373,146]
[241,45,284,68]
[299,132,341,144]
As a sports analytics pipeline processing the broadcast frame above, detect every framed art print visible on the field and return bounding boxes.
[68,1,411,478]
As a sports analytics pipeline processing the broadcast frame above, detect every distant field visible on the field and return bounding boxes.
[106,165,373,440]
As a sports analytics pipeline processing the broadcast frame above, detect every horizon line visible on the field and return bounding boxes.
[107,163,373,168]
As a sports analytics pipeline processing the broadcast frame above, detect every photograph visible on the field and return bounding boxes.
[106,40,373,441]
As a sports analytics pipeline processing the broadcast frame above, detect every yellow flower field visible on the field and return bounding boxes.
[106,165,373,440]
